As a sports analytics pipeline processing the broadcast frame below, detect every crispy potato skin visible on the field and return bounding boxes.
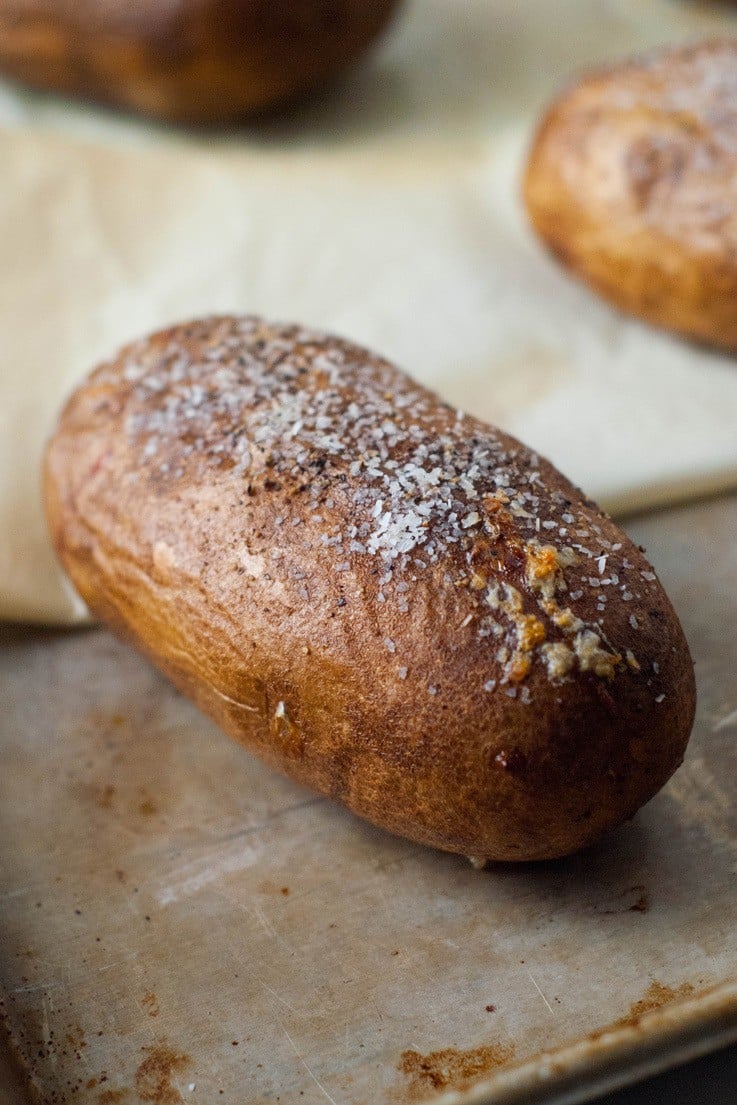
[524,40,737,352]
[44,317,695,862]
[0,0,400,123]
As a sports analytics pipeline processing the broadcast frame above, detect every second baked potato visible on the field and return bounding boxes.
[0,0,401,123]
[525,40,737,352]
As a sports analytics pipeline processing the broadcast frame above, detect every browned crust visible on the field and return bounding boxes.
[43,317,696,861]
[0,0,401,123]
[524,39,737,352]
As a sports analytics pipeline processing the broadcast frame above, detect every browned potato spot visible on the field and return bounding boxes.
[44,317,695,861]
[524,40,737,352]
[0,0,401,123]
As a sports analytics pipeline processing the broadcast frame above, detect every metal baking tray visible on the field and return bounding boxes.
[2,493,736,1105]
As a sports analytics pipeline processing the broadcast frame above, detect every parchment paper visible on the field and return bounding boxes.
[2,0,737,624]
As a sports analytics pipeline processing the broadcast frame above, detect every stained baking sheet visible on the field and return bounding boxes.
[1,493,736,1105]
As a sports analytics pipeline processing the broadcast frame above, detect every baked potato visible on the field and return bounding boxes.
[525,40,737,352]
[44,317,696,862]
[0,0,401,123]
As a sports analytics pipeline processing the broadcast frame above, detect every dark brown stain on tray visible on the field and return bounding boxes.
[66,1022,86,1051]
[628,888,650,913]
[98,1090,129,1104]
[586,979,697,1043]
[258,879,292,896]
[598,884,650,915]
[72,706,177,834]
[81,709,127,736]
[615,980,695,1029]
[141,991,160,1018]
[134,1042,191,1104]
[398,1041,515,1097]
[96,783,116,810]
[0,1002,42,1101]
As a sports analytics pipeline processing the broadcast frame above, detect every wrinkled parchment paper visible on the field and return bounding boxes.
[2,0,737,623]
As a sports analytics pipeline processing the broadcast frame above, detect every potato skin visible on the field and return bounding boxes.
[44,317,695,861]
[524,40,737,352]
[0,0,400,123]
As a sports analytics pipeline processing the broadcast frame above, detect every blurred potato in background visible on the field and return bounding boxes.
[0,0,402,123]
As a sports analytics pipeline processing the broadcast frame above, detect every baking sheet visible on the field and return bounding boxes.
[5,0,737,625]
[1,493,736,1105]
